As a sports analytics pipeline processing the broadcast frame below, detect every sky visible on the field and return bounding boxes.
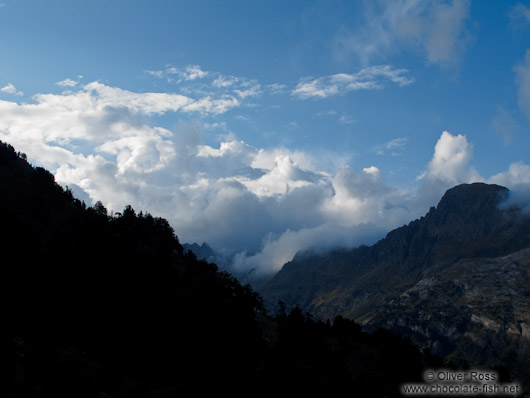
[1,0,530,276]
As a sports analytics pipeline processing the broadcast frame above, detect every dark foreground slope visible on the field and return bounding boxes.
[2,141,427,397]
[1,142,264,396]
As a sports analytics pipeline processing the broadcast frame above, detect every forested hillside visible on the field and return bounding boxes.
[2,141,427,397]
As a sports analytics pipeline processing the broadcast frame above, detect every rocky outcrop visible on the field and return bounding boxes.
[369,247,530,355]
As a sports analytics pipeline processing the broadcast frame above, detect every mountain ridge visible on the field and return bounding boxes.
[261,182,530,320]
[260,181,530,388]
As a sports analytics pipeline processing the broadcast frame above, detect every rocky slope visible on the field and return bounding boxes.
[261,182,530,386]
[262,183,530,321]
[370,246,530,385]
[373,246,530,342]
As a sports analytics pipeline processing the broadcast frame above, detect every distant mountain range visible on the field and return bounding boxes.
[260,182,530,383]
[182,242,268,288]
[183,241,225,265]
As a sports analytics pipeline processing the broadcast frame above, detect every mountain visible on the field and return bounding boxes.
[183,242,273,289]
[2,140,430,397]
[260,182,530,384]
[262,183,530,319]
[183,241,228,266]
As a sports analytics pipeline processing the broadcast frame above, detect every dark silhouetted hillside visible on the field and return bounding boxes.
[2,141,428,397]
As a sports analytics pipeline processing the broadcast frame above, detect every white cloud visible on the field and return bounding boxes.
[1,83,23,96]
[182,65,208,80]
[83,81,193,115]
[241,155,324,197]
[147,65,208,82]
[0,82,419,274]
[334,0,471,67]
[489,161,530,188]
[1,81,528,278]
[181,95,240,115]
[56,78,79,87]
[489,161,530,214]
[0,81,242,161]
[213,75,237,88]
[292,65,413,99]
[147,65,262,101]
[232,223,383,277]
[234,83,261,99]
[423,131,481,183]
[416,131,483,209]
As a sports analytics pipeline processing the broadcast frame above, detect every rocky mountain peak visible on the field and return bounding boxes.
[430,182,509,227]
[261,182,530,321]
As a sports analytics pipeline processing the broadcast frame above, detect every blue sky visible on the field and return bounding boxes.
[1,1,530,275]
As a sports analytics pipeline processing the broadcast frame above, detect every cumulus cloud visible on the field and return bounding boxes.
[56,78,79,87]
[0,81,240,149]
[334,0,471,67]
[0,80,246,211]
[417,131,483,207]
[0,81,418,275]
[1,83,23,96]
[292,65,413,99]
[424,131,481,183]
[2,81,529,279]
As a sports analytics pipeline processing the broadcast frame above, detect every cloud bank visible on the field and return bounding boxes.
[1,81,529,278]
